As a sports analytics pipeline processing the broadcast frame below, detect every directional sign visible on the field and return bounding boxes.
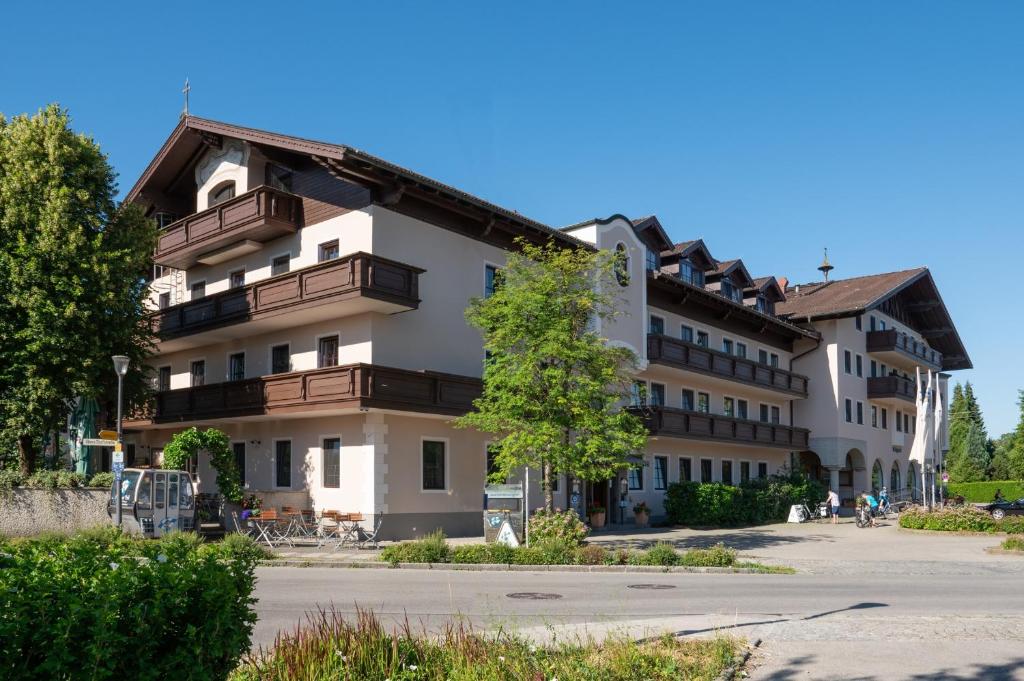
[98,430,118,440]
[82,438,118,447]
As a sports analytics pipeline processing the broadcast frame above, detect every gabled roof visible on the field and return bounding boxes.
[776,268,971,370]
[129,116,589,249]
[745,276,785,301]
[660,239,715,269]
[630,215,673,252]
[707,258,754,287]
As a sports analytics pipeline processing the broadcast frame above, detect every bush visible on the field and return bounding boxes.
[664,471,824,527]
[628,542,681,566]
[899,506,997,532]
[0,529,258,680]
[24,469,87,490]
[527,508,590,546]
[0,468,23,495]
[380,529,450,565]
[680,543,737,567]
[1002,536,1024,552]
[575,543,608,565]
[946,481,1024,503]
[88,471,114,489]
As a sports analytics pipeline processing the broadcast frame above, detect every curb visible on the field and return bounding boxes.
[717,638,761,681]
[259,559,791,574]
[983,547,1024,556]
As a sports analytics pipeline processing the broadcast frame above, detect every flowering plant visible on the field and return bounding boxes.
[633,501,650,515]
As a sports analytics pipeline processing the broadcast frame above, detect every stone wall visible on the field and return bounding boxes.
[0,488,110,537]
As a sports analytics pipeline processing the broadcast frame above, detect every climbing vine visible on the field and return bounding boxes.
[162,427,242,502]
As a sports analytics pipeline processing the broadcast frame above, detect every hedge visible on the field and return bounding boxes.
[899,506,1024,533]
[664,472,825,527]
[946,481,1024,503]
[0,528,261,680]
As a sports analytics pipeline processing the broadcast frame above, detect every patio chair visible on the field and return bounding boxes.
[256,509,294,547]
[355,515,383,549]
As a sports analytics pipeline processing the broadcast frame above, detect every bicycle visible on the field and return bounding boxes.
[854,503,876,528]
[800,500,830,523]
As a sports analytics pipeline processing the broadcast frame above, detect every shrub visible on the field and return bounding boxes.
[575,543,608,565]
[88,471,114,489]
[0,529,258,680]
[946,481,1024,503]
[25,469,87,490]
[528,508,590,547]
[535,539,579,565]
[628,542,680,566]
[664,471,824,527]
[680,543,737,567]
[450,543,493,564]
[380,529,450,565]
[0,468,24,493]
[899,506,997,532]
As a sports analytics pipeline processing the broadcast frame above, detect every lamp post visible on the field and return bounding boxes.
[112,355,130,527]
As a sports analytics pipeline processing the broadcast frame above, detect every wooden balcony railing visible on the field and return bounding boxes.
[125,364,482,425]
[867,375,917,403]
[647,334,809,398]
[154,253,422,341]
[866,329,942,370]
[629,405,810,450]
[154,186,301,268]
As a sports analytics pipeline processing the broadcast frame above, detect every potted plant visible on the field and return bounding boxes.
[587,505,606,529]
[633,501,650,528]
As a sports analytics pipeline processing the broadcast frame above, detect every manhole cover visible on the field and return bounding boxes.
[506,592,563,600]
[627,584,677,590]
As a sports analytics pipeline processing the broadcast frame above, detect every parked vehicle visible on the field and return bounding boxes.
[983,497,1024,521]
[107,468,197,537]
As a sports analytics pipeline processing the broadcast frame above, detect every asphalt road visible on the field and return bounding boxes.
[252,565,1024,680]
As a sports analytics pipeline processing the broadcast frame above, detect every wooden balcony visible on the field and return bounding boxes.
[154,186,301,268]
[124,364,482,426]
[646,334,809,398]
[153,253,422,350]
[630,405,810,450]
[867,375,917,404]
[866,329,942,371]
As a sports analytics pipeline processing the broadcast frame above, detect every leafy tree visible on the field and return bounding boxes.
[455,239,649,512]
[0,105,156,474]
[946,384,968,471]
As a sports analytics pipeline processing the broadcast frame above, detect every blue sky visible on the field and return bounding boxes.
[3,2,1022,434]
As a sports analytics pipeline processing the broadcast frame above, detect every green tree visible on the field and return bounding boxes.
[0,105,156,474]
[949,421,989,482]
[455,239,649,512]
[988,434,1014,481]
[1007,391,1024,480]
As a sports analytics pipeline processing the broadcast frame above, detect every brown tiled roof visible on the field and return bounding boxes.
[630,215,655,226]
[712,259,739,275]
[776,268,927,319]
[748,276,774,290]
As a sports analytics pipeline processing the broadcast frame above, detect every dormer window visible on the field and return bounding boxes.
[209,181,236,207]
[755,295,774,315]
[678,259,704,287]
[720,279,742,303]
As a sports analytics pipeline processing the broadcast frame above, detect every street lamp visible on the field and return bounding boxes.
[112,355,129,527]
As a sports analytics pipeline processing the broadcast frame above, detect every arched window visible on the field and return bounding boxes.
[871,460,884,492]
[890,462,901,492]
[209,181,236,207]
[614,243,630,287]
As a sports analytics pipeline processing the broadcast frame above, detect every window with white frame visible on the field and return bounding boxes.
[318,240,340,262]
[700,458,713,483]
[484,264,500,297]
[191,280,206,299]
[737,399,749,420]
[232,442,246,487]
[760,403,770,423]
[681,388,695,411]
[649,382,665,406]
[228,352,245,382]
[740,460,751,483]
[271,254,290,276]
[722,338,734,355]
[844,350,852,374]
[845,399,853,422]
[681,325,694,343]
[654,456,668,490]
[757,462,768,479]
[724,397,735,418]
[721,460,733,485]
[771,406,781,424]
[679,457,692,482]
[696,330,709,347]
[856,354,863,377]
[322,437,341,488]
[697,392,710,413]
[421,440,447,491]
[856,401,864,425]
[736,342,747,359]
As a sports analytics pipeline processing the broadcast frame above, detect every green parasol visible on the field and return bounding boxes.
[69,396,100,476]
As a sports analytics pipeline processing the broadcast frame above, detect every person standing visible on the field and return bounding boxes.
[827,488,841,524]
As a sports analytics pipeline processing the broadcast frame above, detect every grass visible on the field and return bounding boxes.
[231,608,740,681]
[1000,536,1024,552]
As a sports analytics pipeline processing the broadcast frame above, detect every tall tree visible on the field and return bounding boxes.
[949,421,989,482]
[988,434,1014,481]
[456,239,649,512]
[946,383,969,468]
[1007,391,1024,481]
[0,105,156,474]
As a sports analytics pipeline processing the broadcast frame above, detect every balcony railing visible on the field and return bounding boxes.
[154,186,301,268]
[125,364,482,425]
[629,405,810,450]
[866,329,942,370]
[867,375,917,403]
[154,253,422,341]
[647,334,809,398]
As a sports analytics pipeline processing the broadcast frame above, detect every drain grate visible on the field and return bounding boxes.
[506,592,563,600]
[627,584,677,590]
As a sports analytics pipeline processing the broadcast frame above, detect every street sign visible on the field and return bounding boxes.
[98,430,118,440]
[112,462,125,479]
[82,438,118,447]
[113,450,124,464]
[484,483,523,499]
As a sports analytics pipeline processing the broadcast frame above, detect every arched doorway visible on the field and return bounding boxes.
[890,462,901,493]
[907,461,919,501]
[798,451,828,486]
[871,460,884,494]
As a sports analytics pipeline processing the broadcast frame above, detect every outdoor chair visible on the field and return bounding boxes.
[355,515,383,549]
[252,509,294,548]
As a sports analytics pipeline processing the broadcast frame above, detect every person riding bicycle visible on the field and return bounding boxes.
[878,487,891,514]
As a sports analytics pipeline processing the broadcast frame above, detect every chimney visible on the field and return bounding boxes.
[778,276,789,291]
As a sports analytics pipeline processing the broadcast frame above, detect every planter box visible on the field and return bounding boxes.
[634,511,650,528]
[588,511,606,529]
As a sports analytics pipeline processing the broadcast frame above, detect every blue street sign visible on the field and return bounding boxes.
[112,462,125,479]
